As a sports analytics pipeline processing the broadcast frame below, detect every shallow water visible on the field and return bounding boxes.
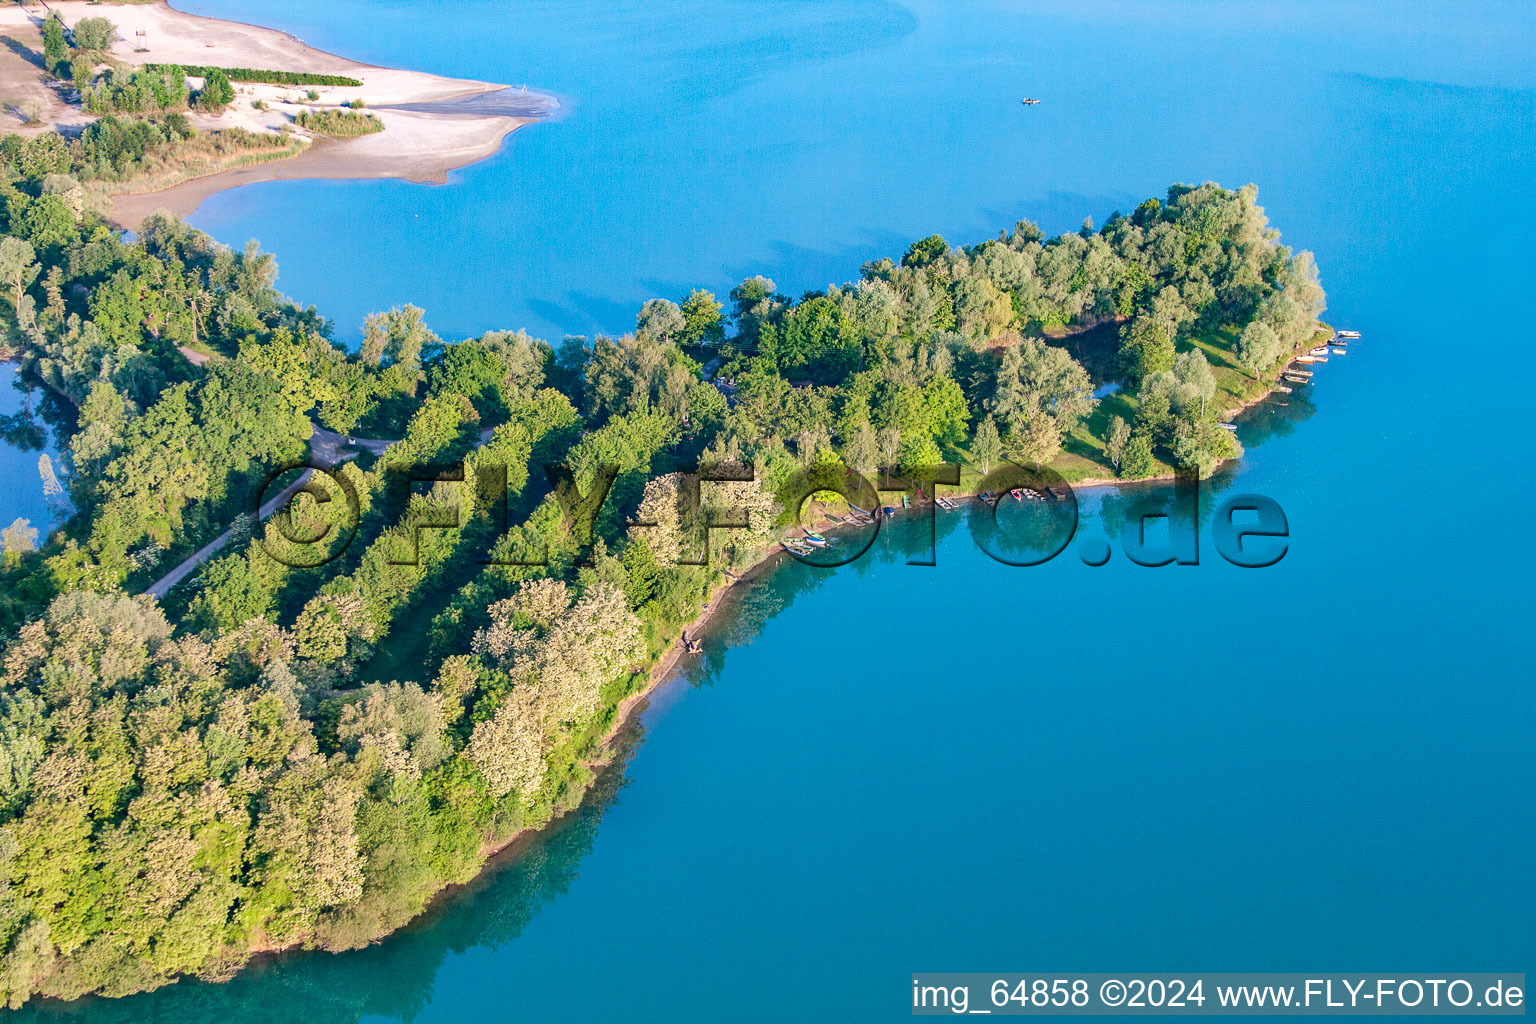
[10,0,1536,1019]
[0,364,67,540]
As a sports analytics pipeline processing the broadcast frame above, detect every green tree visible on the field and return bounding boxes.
[971,413,1003,475]
[0,237,39,312]
[1236,319,1284,378]
[1105,415,1131,471]
[902,234,948,268]
[195,69,236,113]
[1119,433,1156,478]
[677,289,724,346]
[42,16,67,75]
[72,17,117,52]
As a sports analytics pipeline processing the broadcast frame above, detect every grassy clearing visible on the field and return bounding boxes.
[91,131,306,196]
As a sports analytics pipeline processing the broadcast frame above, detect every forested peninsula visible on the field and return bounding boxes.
[0,174,1326,1005]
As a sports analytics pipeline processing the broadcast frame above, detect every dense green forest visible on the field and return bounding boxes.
[0,167,1324,1004]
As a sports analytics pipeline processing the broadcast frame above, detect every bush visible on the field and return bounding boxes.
[195,68,236,113]
[72,16,117,52]
[292,109,383,137]
[83,65,189,114]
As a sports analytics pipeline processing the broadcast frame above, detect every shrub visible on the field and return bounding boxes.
[292,109,383,137]
[143,64,362,87]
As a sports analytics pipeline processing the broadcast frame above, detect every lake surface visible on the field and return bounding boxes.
[0,363,67,541]
[14,0,1536,1020]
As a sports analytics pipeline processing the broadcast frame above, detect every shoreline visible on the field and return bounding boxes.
[6,311,1331,996]
[0,1,558,227]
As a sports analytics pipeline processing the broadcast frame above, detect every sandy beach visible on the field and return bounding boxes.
[0,1,556,226]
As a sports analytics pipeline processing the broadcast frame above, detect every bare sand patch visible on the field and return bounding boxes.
[0,1,555,226]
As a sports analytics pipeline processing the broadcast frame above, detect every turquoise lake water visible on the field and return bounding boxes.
[12,0,1536,1019]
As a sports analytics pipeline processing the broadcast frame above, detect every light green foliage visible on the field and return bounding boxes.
[1104,415,1131,471]
[0,173,1324,1005]
[971,413,1003,475]
[988,337,1095,464]
[1236,319,1284,377]
[293,109,382,137]
[677,289,725,346]
[71,17,117,53]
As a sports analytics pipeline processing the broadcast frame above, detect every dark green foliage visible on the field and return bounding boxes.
[145,64,365,88]
[41,16,67,76]
[194,69,236,113]
[83,66,190,115]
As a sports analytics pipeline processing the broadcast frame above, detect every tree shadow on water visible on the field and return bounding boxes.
[19,727,645,1024]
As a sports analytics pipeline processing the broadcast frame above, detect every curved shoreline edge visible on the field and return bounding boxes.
[1,1,559,227]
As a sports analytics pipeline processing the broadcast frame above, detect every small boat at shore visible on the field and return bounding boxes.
[1283,374,1309,384]
[1286,367,1313,377]
[881,506,896,517]
[1049,487,1068,499]
[1337,329,1361,339]
[1010,488,1024,501]
[901,494,911,509]
[1275,385,1292,393]
[1218,422,1238,432]
[803,532,829,547]
[1309,346,1330,356]
[1332,347,1347,355]
[1295,355,1318,364]
[848,503,871,517]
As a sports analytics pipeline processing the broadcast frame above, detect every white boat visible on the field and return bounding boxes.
[1337,330,1361,339]
[1309,346,1330,356]
[1218,422,1238,432]
[1295,355,1318,364]
[1332,347,1347,355]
